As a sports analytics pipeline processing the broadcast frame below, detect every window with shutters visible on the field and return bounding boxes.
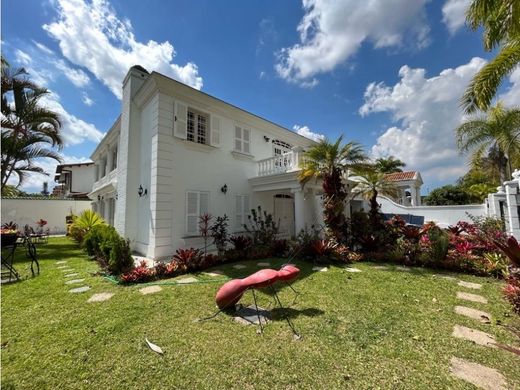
[186,191,210,235]
[187,108,208,145]
[234,126,251,154]
[235,194,250,230]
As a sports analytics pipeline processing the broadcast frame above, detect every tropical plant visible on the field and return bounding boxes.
[198,213,212,258]
[229,235,252,252]
[171,248,203,271]
[70,210,105,243]
[456,103,520,182]
[1,57,63,191]
[374,156,406,173]
[351,167,398,228]
[210,214,229,255]
[423,184,475,205]
[244,206,279,246]
[299,136,366,243]
[461,0,520,113]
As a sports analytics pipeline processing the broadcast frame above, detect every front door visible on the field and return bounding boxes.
[274,194,294,238]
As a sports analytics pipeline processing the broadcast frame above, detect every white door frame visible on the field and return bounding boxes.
[273,194,295,238]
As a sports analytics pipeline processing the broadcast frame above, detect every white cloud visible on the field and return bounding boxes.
[7,154,92,193]
[56,59,90,87]
[276,0,430,86]
[14,49,32,66]
[81,92,94,106]
[43,0,203,98]
[292,124,325,142]
[360,57,488,184]
[40,92,104,146]
[502,66,520,107]
[442,0,470,34]
[32,41,54,55]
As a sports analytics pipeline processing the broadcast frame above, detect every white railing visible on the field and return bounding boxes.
[257,147,305,176]
[92,169,117,192]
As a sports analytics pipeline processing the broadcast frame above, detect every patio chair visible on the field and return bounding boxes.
[1,236,21,282]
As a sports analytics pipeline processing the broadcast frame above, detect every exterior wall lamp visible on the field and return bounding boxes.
[263,135,270,142]
[138,185,147,197]
[221,184,228,194]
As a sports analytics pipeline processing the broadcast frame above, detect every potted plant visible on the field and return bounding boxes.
[1,222,19,247]
[36,219,48,235]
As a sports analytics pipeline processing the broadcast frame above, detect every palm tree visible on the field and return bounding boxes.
[461,0,520,113]
[455,102,520,183]
[374,156,406,174]
[351,168,398,228]
[1,57,63,191]
[299,136,367,243]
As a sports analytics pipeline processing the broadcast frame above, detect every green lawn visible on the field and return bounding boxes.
[2,237,519,389]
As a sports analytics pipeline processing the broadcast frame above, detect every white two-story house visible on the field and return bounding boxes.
[88,66,323,259]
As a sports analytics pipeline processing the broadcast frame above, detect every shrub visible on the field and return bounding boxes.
[244,206,279,246]
[171,248,203,271]
[504,277,520,314]
[229,235,252,252]
[292,225,322,259]
[69,210,105,243]
[426,226,450,265]
[120,261,153,284]
[271,239,289,257]
[199,213,213,258]
[210,215,229,255]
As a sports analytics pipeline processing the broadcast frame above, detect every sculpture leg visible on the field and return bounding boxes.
[251,288,264,334]
[283,281,300,305]
[269,285,300,339]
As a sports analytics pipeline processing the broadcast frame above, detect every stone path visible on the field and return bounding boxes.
[372,265,388,269]
[457,291,488,304]
[454,306,491,323]
[88,293,114,303]
[177,277,198,284]
[204,270,223,277]
[448,278,509,389]
[344,267,362,273]
[312,266,328,272]
[458,280,482,289]
[232,264,246,270]
[395,266,411,272]
[450,357,506,390]
[69,286,90,293]
[65,279,85,285]
[64,273,79,278]
[139,285,162,295]
[452,325,496,348]
[257,262,271,267]
[56,261,67,264]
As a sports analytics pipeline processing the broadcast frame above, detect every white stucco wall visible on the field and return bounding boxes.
[1,198,91,234]
[377,196,486,227]
[69,165,96,193]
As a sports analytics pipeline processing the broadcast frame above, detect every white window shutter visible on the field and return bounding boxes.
[235,195,242,230]
[199,192,209,215]
[243,129,250,154]
[174,102,188,139]
[243,195,250,227]
[186,191,199,234]
[210,116,221,147]
[234,126,242,151]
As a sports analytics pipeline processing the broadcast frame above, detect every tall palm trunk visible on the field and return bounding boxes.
[369,189,381,228]
[322,167,347,243]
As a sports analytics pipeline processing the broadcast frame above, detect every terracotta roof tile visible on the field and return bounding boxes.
[385,171,417,182]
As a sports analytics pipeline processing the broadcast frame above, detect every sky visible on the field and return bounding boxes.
[2,0,519,194]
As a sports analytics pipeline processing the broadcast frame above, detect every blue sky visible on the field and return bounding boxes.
[2,0,519,194]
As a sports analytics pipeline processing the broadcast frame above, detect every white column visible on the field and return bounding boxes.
[107,146,114,173]
[415,185,421,206]
[410,186,418,206]
[292,188,305,235]
[505,181,520,239]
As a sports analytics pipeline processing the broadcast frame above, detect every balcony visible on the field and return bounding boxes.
[256,147,305,177]
[90,169,117,196]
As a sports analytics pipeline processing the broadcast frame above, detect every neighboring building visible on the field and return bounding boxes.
[54,162,96,199]
[384,171,423,206]
[88,66,322,259]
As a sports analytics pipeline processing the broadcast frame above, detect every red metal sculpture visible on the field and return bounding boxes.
[215,264,300,309]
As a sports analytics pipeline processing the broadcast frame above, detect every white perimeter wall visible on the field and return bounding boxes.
[377,196,487,227]
[1,198,92,234]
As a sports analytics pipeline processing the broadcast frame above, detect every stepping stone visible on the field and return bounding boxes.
[232,264,246,270]
[88,293,114,303]
[234,304,270,325]
[452,325,496,348]
[177,277,198,284]
[458,280,482,289]
[64,273,79,278]
[455,306,492,323]
[312,266,328,272]
[69,286,90,293]
[373,265,388,269]
[56,261,67,264]
[457,292,488,304]
[139,286,162,295]
[395,266,411,272]
[204,270,223,277]
[344,267,362,273]
[65,279,85,285]
[257,262,271,267]
[450,357,506,390]
[433,275,456,280]
[57,265,68,269]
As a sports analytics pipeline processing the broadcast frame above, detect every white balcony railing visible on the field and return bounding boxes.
[92,169,117,193]
[257,147,305,177]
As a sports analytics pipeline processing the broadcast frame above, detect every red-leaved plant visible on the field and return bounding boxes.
[120,260,153,284]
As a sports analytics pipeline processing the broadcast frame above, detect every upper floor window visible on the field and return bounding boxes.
[272,139,292,156]
[187,109,208,145]
[111,148,118,171]
[234,126,251,154]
